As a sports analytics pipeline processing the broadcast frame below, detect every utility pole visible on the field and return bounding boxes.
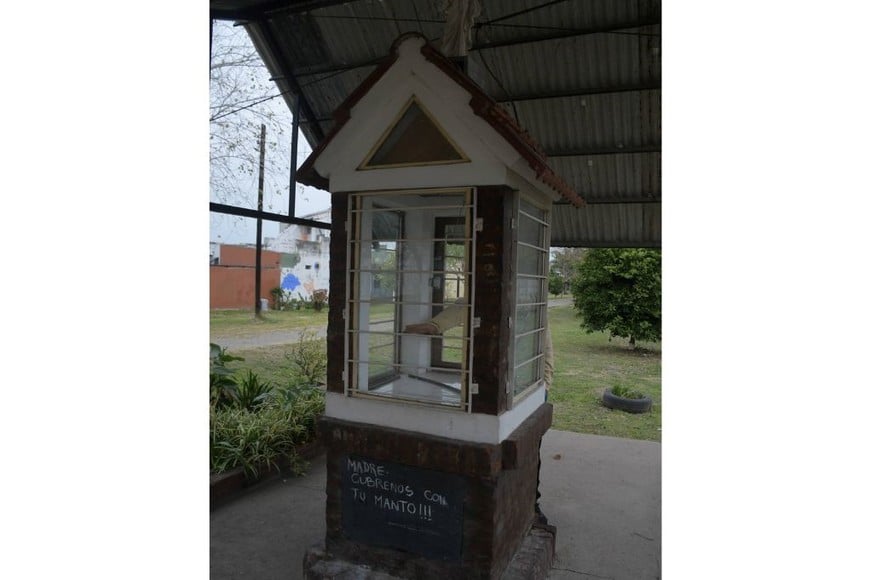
[255,124,266,318]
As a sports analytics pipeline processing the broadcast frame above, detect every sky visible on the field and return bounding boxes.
[209,20,331,245]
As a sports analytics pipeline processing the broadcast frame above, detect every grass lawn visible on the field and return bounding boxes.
[210,308,329,340]
[211,303,661,442]
[222,343,304,387]
[548,305,661,441]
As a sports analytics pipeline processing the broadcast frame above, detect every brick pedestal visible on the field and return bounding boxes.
[303,403,555,579]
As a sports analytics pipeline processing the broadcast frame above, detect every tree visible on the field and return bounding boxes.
[570,248,661,346]
[210,22,298,217]
[549,247,587,295]
[548,269,565,296]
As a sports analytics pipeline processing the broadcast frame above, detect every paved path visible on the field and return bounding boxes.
[210,430,661,580]
[213,299,573,351]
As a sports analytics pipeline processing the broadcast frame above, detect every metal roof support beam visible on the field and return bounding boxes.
[500,84,660,103]
[210,202,331,230]
[211,0,360,22]
[472,19,661,51]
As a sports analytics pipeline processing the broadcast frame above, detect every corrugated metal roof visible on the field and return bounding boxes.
[218,0,661,247]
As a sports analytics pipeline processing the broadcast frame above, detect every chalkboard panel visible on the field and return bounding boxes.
[341,454,466,561]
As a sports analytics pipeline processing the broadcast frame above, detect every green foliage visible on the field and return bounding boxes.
[284,329,327,387]
[266,384,325,438]
[550,248,588,284]
[610,384,646,400]
[270,287,286,310]
[210,343,244,408]
[548,269,566,296]
[210,401,322,478]
[235,370,275,410]
[570,248,661,346]
[209,335,328,479]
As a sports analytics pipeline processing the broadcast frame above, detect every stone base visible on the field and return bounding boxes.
[303,524,556,580]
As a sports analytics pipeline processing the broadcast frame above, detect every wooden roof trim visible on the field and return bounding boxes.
[297,32,585,207]
[296,34,406,189]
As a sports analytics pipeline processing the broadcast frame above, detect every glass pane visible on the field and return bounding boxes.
[517,276,544,304]
[519,199,546,221]
[372,211,401,240]
[517,244,545,275]
[367,333,395,367]
[518,213,544,247]
[438,332,465,366]
[516,305,543,335]
[371,270,398,301]
[515,361,538,392]
[444,223,465,240]
[347,190,473,409]
[515,332,541,366]
[366,100,465,167]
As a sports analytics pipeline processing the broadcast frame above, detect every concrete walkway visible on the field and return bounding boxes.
[210,430,661,580]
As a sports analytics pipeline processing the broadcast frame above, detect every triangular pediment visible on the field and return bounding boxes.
[360,97,468,169]
[297,33,582,206]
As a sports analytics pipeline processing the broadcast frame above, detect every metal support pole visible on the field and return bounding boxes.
[255,124,266,317]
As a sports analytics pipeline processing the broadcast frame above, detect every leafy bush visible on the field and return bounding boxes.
[267,384,325,435]
[209,338,327,479]
[235,370,274,411]
[210,385,324,478]
[210,343,244,408]
[571,248,661,346]
[270,286,286,310]
[548,270,566,296]
[284,329,327,387]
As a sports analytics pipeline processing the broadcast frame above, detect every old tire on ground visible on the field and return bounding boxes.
[602,388,652,414]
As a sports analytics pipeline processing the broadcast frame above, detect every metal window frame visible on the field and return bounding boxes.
[511,194,551,405]
[343,187,477,412]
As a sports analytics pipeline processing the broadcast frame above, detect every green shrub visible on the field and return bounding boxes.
[571,248,661,346]
[210,390,324,478]
[284,329,327,387]
[548,270,566,296]
[210,343,244,409]
[235,370,274,411]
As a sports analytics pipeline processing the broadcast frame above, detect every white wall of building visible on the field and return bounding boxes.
[266,208,331,299]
